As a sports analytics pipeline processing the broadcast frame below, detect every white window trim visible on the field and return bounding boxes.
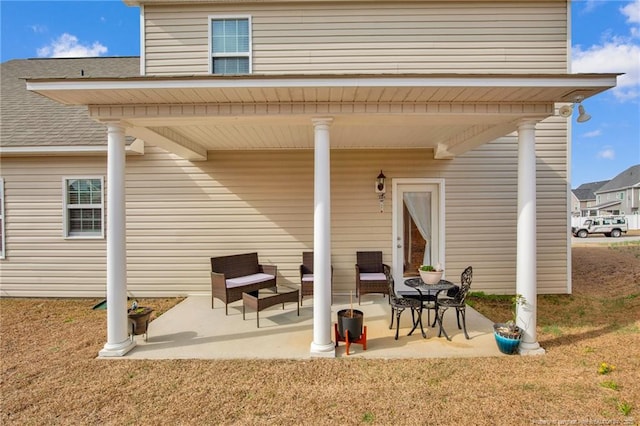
[63,176,105,239]
[0,178,5,259]
[208,14,253,74]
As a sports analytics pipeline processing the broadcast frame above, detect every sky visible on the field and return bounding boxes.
[1,0,638,187]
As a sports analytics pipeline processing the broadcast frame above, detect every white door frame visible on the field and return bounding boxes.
[391,178,446,293]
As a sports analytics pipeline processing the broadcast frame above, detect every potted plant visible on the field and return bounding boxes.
[493,294,526,354]
[336,292,363,341]
[127,300,153,341]
[418,264,443,285]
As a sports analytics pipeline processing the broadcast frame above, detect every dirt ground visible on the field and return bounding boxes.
[1,244,639,425]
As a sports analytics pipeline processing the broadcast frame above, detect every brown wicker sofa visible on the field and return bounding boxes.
[210,252,277,314]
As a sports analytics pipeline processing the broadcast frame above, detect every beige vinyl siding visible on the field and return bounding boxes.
[0,117,569,297]
[0,157,108,297]
[143,1,567,75]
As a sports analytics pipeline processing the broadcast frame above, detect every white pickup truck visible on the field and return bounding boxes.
[571,216,628,238]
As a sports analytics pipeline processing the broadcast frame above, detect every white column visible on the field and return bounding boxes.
[99,122,136,357]
[516,120,545,355]
[310,117,336,358]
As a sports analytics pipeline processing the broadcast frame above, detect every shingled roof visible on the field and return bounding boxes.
[572,180,609,201]
[1,57,140,148]
[595,164,640,193]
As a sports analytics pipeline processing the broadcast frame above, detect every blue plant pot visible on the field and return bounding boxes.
[493,324,522,355]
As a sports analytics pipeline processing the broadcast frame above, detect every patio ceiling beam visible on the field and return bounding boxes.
[435,121,520,159]
[433,102,552,159]
[125,126,208,161]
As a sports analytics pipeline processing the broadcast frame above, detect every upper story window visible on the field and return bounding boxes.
[210,16,251,74]
[617,191,625,200]
[63,177,104,238]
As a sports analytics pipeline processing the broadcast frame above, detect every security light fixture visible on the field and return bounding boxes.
[559,96,591,123]
[577,103,591,123]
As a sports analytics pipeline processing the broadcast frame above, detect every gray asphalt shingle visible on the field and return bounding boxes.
[1,57,140,147]
[595,165,640,192]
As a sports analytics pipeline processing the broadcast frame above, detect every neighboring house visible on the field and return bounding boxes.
[593,164,640,216]
[570,191,580,217]
[571,180,610,217]
[0,0,617,357]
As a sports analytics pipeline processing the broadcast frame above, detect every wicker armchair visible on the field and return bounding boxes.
[299,251,333,305]
[436,266,473,340]
[388,276,425,340]
[355,251,390,304]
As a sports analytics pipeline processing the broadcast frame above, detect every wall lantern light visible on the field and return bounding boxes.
[375,170,386,212]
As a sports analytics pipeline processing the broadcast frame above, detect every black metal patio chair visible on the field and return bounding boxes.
[388,276,425,340]
[436,266,473,340]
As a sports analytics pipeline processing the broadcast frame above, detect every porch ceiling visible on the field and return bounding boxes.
[27,73,618,160]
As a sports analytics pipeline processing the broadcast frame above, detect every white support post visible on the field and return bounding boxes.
[99,122,136,357]
[516,120,545,355]
[310,117,336,358]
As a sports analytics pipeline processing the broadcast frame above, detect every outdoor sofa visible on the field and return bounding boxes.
[210,252,277,314]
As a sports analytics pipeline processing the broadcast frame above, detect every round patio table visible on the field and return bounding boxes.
[404,278,456,340]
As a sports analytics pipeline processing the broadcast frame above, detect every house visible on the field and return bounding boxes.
[0,0,617,357]
[571,180,610,217]
[592,165,640,216]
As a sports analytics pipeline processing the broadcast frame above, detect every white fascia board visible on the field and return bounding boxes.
[0,140,144,156]
[26,74,619,92]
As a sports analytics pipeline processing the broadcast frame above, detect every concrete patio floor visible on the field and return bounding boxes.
[122,294,504,359]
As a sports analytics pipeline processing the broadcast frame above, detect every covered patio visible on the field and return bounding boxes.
[121,294,502,359]
[27,72,617,358]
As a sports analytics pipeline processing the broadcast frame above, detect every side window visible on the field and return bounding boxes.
[0,178,5,259]
[63,177,104,238]
[210,16,251,74]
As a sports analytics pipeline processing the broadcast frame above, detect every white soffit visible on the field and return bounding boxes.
[26,74,619,106]
[24,73,618,159]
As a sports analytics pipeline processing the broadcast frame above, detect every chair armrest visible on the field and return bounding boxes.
[259,263,277,276]
[355,264,361,283]
[300,264,314,278]
[301,264,315,275]
[211,271,226,287]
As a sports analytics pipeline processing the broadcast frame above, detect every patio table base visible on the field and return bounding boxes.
[242,288,299,328]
